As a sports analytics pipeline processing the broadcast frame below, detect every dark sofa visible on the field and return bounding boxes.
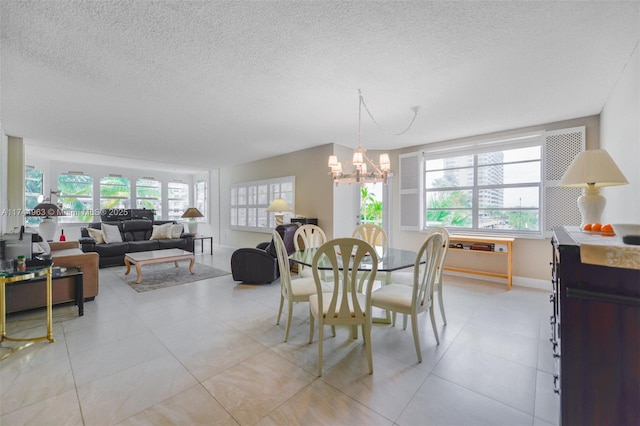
[79,219,195,268]
[230,223,298,284]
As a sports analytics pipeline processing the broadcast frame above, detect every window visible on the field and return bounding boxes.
[25,166,43,226]
[58,173,93,223]
[231,176,295,232]
[136,178,162,218]
[400,127,585,236]
[167,181,189,221]
[195,180,207,221]
[100,175,130,210]
[424,144,542,233]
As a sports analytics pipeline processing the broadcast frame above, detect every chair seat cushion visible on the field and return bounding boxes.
[371,284,413,312]
[290,277,318,299]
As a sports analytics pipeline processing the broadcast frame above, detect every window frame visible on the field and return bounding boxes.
[99,175,131,211]
[57,173,94,223]
[136,178,162,218]
[167,180,189,222]
[421,132,545,237]
[195,180,208,222]
[25,166,44,226]
[230,176,295,232]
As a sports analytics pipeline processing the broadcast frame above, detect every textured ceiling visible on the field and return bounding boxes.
[1,1,639,172]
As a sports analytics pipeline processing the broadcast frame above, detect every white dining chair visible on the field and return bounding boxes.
[392,227,450,327]
[308,237,378,376]
[293,224,327,278]
[352,223,387,247]
[274,230,330,342]
[352,223,387,293]
[370,231,445,363]
[431,227,450,325]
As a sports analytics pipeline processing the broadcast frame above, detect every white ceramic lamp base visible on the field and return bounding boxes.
[39,218,57,242]
[577,185,606,227]
[187,220,198,235]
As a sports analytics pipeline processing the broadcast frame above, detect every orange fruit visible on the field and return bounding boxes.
[583,223,592,231]
[591,223,602,232]
[601,224,614,233]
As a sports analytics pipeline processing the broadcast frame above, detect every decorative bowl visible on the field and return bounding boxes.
[612,223,640,237]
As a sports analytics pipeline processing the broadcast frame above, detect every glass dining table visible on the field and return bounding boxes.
[289,246,421,323]
[289,246,419,282]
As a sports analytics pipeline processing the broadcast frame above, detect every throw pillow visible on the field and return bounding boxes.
[170,224,184,239]
[87,227,105,244]
[101,223,123,243]
[150,223,172,240]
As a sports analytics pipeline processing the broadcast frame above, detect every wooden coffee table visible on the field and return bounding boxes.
[124,249,195,284]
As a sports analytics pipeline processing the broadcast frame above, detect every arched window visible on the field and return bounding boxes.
[136,178,162,218]
[100,175,131,210]
[58,173,93,223]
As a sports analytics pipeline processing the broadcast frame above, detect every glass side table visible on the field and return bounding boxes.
[1,264,55,361]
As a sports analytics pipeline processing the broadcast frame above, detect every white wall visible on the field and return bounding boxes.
[600,43,640,224]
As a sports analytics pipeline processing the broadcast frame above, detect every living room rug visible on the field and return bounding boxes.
[114,262,230,293]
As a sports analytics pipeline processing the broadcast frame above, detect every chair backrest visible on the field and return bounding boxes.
[266,223,299,258]
[412,231,445,312]
[273,230,294,300]
[294,224,327,251]
[425,227,450,285]
[352,224,387,247]
[312,238,378,325]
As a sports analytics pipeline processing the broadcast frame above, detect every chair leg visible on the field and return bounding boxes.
[284,299,293,342]
[317,320,324,377]
[363,322,373,374]
[403,313,408,330]
[430,308,440,345]
[437,284,447,325]
[410,313,422,363]
[276,295,284,325]
[391,311,397,327]
[309,309,315,343]
[331,326,336,337]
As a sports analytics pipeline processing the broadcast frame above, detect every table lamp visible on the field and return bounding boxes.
[181,207,204,234]
[28,202,66,242]
[266,198,292,226]
[559,149,628,227]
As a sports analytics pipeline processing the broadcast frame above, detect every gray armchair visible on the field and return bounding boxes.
[230,223,299,284]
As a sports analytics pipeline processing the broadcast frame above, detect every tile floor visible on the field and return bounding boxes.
[0,246,559,425]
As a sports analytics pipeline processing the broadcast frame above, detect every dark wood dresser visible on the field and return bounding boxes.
[551,227,640,426]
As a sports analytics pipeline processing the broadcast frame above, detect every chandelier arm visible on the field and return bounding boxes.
[359,93,420,136]
[364,154,383,174]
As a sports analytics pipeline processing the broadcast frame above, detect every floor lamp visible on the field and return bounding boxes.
[266,198,292,226]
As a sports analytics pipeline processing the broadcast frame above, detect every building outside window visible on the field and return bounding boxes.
[167,181,189,221]
[136,178,162,218]
[58,173,93,223]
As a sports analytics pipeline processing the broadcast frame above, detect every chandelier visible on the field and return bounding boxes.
[328,90,420,186]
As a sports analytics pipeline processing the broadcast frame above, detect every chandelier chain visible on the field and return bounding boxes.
[358,89,420,137]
